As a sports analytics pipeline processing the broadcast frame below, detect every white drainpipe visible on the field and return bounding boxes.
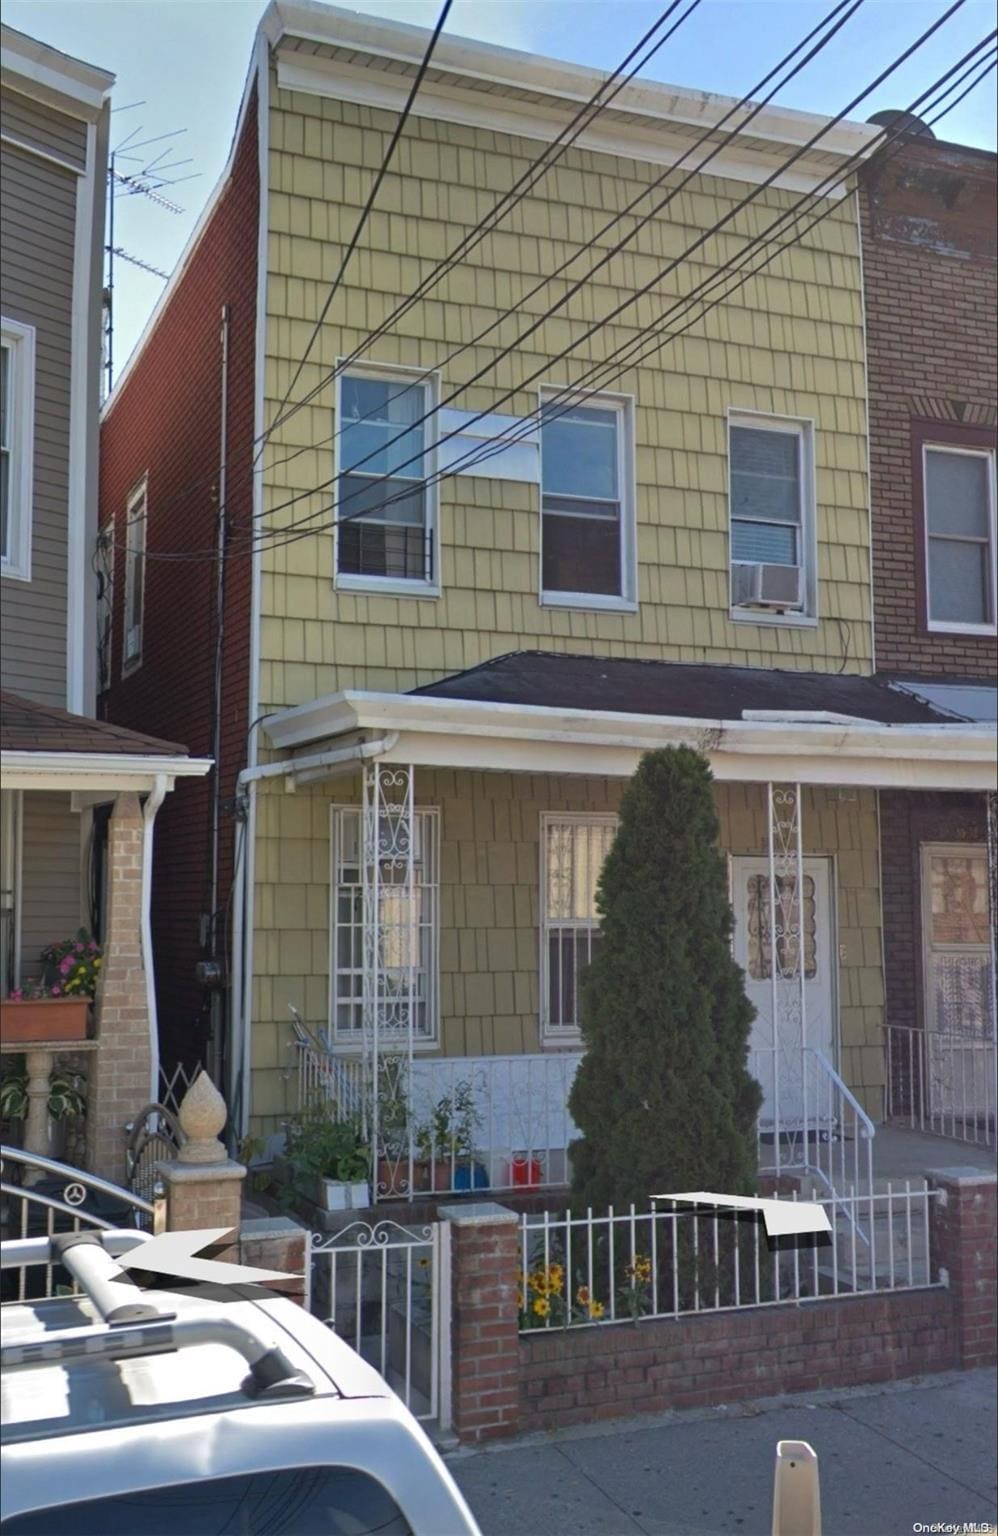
[141,774,169,1104]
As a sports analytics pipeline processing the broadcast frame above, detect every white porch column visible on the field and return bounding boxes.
[766,782,807,1172]
[362,761,417,1199]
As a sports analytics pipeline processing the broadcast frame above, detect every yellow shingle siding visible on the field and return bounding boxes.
[258,90,871,710]
[248,774,883,1136]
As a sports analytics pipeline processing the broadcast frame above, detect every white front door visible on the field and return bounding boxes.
[732,856,836,1129]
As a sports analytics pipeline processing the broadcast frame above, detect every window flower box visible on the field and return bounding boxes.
[1,996,91,1044]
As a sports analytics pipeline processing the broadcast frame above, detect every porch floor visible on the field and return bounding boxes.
[871,1124,996,1186]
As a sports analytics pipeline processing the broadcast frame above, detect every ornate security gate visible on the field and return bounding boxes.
[310,1217,450,1430]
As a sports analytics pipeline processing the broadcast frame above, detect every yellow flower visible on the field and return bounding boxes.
[532,1297,550,1318]
[588,1300,605,1320]
[546,1270,563,1296]
[576,1285,590,1305]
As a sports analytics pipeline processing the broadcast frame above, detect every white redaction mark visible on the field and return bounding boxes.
[656,1193,832,1238]
[118,1227,297,1285]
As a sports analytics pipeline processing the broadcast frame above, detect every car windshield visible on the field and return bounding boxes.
[2,1466,412,1536]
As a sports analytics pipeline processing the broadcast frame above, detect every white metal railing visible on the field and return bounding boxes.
[750,1045,876,1195]
[293,1029,583,1200]
[886,1024,996,1150]
[518,1183,938,1333]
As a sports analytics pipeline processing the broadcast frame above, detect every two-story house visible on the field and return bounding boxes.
[99,3,995,1195]
[858,125,997,1146]
[0,25,208,1182]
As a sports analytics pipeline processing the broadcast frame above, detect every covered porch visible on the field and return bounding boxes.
[240,654,997,1204]
[0,693,210,1181]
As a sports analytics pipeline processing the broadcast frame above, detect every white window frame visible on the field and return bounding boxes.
[333,360,440,599]
[727,407,818,627]
[538,388,637,613]
[0,317,36,582]
[922,443,998,636]
[96,522,114,693]
[328,803,440,1052]
[920,843,993,1039]
[122,476,147,674]
[540,811,617,1045]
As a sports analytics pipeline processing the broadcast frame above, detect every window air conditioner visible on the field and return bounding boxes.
[732,562,803,611]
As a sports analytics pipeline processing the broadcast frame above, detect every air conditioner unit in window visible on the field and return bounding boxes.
[732,562,804,611]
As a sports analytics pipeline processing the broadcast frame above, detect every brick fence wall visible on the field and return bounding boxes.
[444,1173,996,1444]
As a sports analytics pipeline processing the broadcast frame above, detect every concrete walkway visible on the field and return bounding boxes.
[449,1369,997,1536]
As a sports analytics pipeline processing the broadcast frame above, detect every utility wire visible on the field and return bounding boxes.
[111,10,985,564]
[238,0,967,549]
[259,0,860,488]
[104,0,702,537]
[259,0,701,448]
[260,0,455,459]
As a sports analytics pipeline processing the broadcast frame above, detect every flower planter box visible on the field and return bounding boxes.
[0,997,90,1044]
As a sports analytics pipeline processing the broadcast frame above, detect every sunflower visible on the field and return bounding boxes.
[588,1300,605,1320]
[576,1285,590,1305]
[532,1296,550,1318]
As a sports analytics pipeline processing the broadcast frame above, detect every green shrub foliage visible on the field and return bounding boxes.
[569,747,761,1209]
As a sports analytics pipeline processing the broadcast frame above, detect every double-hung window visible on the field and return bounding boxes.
[541,814,616,1041]
[123,477,147,672]
[336,368,437,591]
[330,805,439,1048]
[921,443,997,632]
[1,317,36,581]
[539,393,635,608]
[729,412,814,617]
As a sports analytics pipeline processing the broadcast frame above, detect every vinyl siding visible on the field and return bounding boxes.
[0,88,87,170]
[18,792,83,978]
[0,136,76,706]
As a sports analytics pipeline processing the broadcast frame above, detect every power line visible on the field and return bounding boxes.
[242,0,968,549]
[260,0,455,463]
[259,0,702,451]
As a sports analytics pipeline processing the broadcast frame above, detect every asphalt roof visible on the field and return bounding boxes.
[1,692,188,756]
[410,652,967,726]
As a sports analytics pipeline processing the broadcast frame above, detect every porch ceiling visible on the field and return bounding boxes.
[262,656,997,793]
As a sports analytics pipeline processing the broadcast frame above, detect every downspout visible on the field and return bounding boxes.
[142,773,169,1103]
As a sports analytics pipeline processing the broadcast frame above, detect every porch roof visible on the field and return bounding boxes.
[260,655,997,794]
[0,692,212,793]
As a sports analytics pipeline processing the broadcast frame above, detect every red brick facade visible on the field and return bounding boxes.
[859,135,997,678]
[98,90,259,1080]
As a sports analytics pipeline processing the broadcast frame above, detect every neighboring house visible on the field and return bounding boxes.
[858,126,998,1139]
[99,4,996,1189]
[0,26,209,1183]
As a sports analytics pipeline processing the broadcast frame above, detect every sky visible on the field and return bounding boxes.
[5,0,996,379]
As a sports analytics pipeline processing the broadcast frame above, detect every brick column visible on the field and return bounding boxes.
[439,1201,520,1444]
[158,1071,245,1256]
[929,1168,998,1369]
[86,792,152,1183]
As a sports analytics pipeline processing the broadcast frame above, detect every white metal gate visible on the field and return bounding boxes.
[310,1219,450,1430]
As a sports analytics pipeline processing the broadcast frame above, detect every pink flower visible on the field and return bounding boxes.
[51,986,62,997]
[74,943,84,954]
[59,956,73,975]
[9,989,23,1002]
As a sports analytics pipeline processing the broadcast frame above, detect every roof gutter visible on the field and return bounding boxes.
[236,732,400,788]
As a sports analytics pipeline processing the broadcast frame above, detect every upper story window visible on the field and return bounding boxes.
[335,367,437,594]
[1,317,36,582]
[123,477,147,673]
[539,393,636,610]
[922,443,996,634]
[729,412,816,622]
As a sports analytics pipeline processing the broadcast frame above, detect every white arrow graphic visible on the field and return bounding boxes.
[655,1192,831,1238]
[117,1228,298,1285]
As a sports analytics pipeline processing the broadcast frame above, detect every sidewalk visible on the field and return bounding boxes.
[448,1368,998,1536]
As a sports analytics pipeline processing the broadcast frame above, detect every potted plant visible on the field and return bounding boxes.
[415,1080,484,1193]
[284,1108,369,1212]
[0,931,101,1043]
[0,1066,86,1158]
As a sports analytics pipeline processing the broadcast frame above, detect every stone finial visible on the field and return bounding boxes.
[177,1070,228,1164]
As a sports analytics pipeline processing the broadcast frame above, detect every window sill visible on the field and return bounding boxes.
[329,1035,439,1056]
[1,559,31,583]
[729,607,818,630]
[926,620,997,637]
[540,592,638,614]
[335,574,440,600]
[541,1030,583,1049]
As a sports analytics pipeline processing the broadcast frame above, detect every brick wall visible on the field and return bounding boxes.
[99,89,259,1074]
[859,137,997,678]
[879,790,987,1034]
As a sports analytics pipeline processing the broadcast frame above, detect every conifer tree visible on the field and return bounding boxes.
[569,746,761,1209]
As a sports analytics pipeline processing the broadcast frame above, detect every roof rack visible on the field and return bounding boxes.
[1,1231,315,1401]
